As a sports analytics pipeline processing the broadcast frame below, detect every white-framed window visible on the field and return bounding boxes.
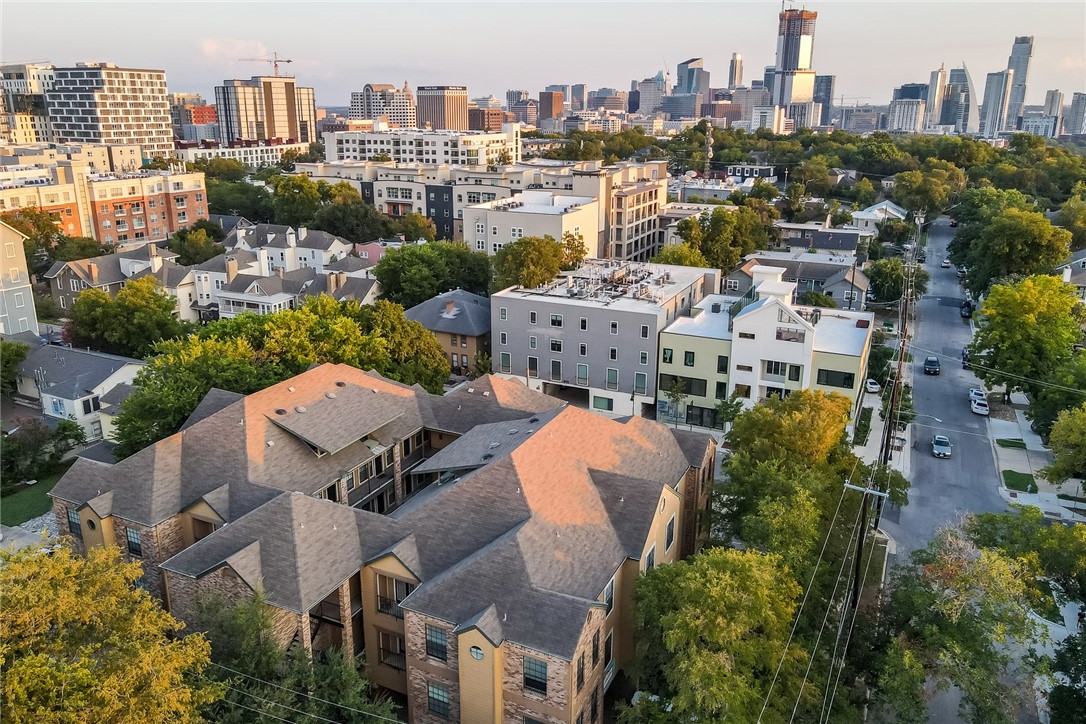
[500,332,508,345]
[609,347,618,361]
[13,292,24,308]
[640,351,648,365]
[606,368,619,390]
[610,321,618,335]
[529,335,537,349]
[550,314,562,327]
[499,307,507,320]
[580,317,588,331]
[550,339,563,353]
[666,515,676,550]
[726,279,740,291]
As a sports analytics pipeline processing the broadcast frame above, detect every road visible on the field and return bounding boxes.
[880,217,1008,555]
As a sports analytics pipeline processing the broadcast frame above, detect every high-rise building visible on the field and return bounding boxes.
[841,106,883,133]
[674,59,710,96]
[416,86,468,130]
[1044,89,1065,134]
[468,107,504,132]
[947,64,980,134]
[510,99,539,126]
[888,99,926,133]
[167,94,218,142]
[772,8,817,107]
[470,95,503,111]
[46,63,173,156]
[732,86,772,122]
[636,76,667,114]
[1066,93,1086,136]
[349,83,416,128]
[763,66,776,97]
[1005,36,1033,130]
[980,69,1013,137]
[729,53,744,89]
[893,83,929,101]
[1020,113,1059,138]
[544,85,572,112]
[813,75,836,125]
[505,89,528,111]
[570,84,587,112]
[1,63,55,143]
[926,65,947,129]
[661,94,703,120]
[538,91,564,120]
[215,75,317,144]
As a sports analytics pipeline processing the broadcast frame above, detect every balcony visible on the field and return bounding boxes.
[379,647,406,671]
[377,595,404,619]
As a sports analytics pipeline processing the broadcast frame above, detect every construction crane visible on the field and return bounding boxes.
[837,95,871,107]
[237,52,293,77]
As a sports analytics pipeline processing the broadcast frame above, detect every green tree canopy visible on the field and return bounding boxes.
[50,236,115,262]
[1,206,64,263]
[311,199,395,243]
[206,179,274,222]
[1,545,222,721]
[67,276,187,358]
[270,175,323,227]
[866,257,930,302]
[852,177,877,208]
[1058,184,1086,251]
[373,241,491,308]
[1026,350,1086,438]
[1042,403,1086,486]
[1,340,28,395]
[492,235,566,290]
[393,211,438,242]
[799,290,837,307]
[167,228,224,266]
[189,157,249,182]
[650,242,710,267]
[962,208,1071,297]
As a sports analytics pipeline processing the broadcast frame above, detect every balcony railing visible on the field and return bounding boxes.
[378,647,406,670]
[377,595,404,619]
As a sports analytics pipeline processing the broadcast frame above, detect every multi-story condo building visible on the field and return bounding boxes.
[1,63,56,143]
[349,83,417,127]
[0,219,39,335]
[538,91,564,121]
[505,89,529,110]
[1065,93,1086,136]
[926,65,947,129]
[215,75,317,144]
[659,265,874,428]
[1005,36,1033,130]
[43,244,180,312]
[168,93,218,141]
[324,125,521,166]
[772,8,818,108]
[729,53,744,89]
[887,98,926,133]
[1020,113,1059,139]
[84,168,207,246]
[510,99,539,126]
[464,190,598,256]
[980,69,1014,138]
[220,222,354,274]
[173,139,309,166]
[417,86,469,131]
[46,63,173,156]
[491,259,721,417]
[813,75,835,125]
[49,363,717,723]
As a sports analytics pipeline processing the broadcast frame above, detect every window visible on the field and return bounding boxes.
[609,347,618,361]
[580,317,588,331]
[606,368,618,391]
[500,352,511,373]
[500,332,508,345]
[550,359,562,382]
[776,327,806,343]
[717,355,730,374]
[576,363,589,386]
[765,360,787,377]
[81,396,101,415]
[592,630,600,667]
[425,624,448,661]
[734,383,752,399]
[817,369,856,389]
[550,314,563,327]
[377,576,414,618]
[67,509,81,538]
[662,348,673,364]
[527,356,538,378]
[500,307,508,320]
[125,527,142,557]
[658,374,707,397]
[609,321,618,335]
[529,336,537,349]
[684,351,695,367]
[641,323,652,339]
[715,381,729,399]
[524,657,548,695]
[736,364,753,372]
[738,332,756,340]
[577,654,585,691]
[579,343,587,357]
[379,630,406,670]
[427,682,451,718]
[645,545,656,571]
[13,291,24,308]
[726,278,740,291]
[451,334,459,346]
[629,370,646,395]
[666,516,676,550]
[591,689,600,723]
[593,396,614,411]
[550,339,563,353]
[530,311,537,324]
[604,577,615,614]
[789,365,802,382]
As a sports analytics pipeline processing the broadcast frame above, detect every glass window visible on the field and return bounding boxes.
[125,527,142,557]
[662,348,673,364]
[717,355,729,373]
[634,372,647,396]
[684,351,695,367]
[425,624,448,661]
[576,363,588,385]
[67,509,82,538]
[715,381,728,399]
[776,327,806,343]
[579,343,587,356]
[529,335,537,349]
[604,577,615,613]
[645,545,656,571]
[666,516,676,550]
[816,369,856,389]
[577,654,585,691]
[640,351,649,365]
[789,365,802,382]
[765,360,786,376]
[550,314,563,327]
[500,307,508,320]
[550,359,562,381]
[524,657,548,695]
[580,317,588,331]
[528,356,538,378]
[499,353,511,373]
[530,311,537,324]
[550,339,563,353]
[592,630,600,667]
[609,321,618,335]
[735,383,752,399]
[738,332,755,340]
[640,324,649,338]
[593,396,614,411]
[606,368,619,390]
[500,332,507,345]
[609,347,618,361]
[427,682,451,718]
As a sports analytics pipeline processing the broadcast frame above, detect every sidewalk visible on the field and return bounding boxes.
[854,392,912,481]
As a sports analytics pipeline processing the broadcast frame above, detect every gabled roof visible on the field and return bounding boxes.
[790,230,860,252]
[824,266,870,291]
[220,267,318,296]
[207,214,252,236]
[17,346,143,400]
[404,289,491,337]
[42,246,179,286]
[194,249,257,273]
[99,383,135,408]
[325,256,370,274]
[296,229,351,251]
[131,259,194,289]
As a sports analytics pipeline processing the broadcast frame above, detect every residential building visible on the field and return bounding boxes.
[51,363,714,723]
[888,99,926,133]
[947,65,981,134]
[0,140,143,173]
[491,259,721,417]
[980,70,1014,137]
[724,251,869,306]
[659,265,874,427]
[732,86,772,122]
[840,106,882,133]
[84,168,208,246]
[43,244,180,312]
[173,139,311,166]
[0,163,88,237]
[1066,93,1086,136]
[168,93,218,141]
[221,223,354,274]
[780,227,868,256]
[538,91,564,121]
[46,63,173,156]
[728,53,744,89]
[1,63,55,143]
[634,76,666,115]
[785,101,822,129]
[96,383,134,442]
[349,83,417,128]
[464,190,598,256]
[771,8,818,107]
[813,75,836,125]
[215,75,317,144]
[926,65,948,129]
[15,345,143,440]
[1058,249,1086,300]
[849,199,908,235]
[657,203,715,247]
[751,105,788,133]
[468,108,504,132]
[404,289,491,376]
[1005,36,1034,130]
[0,220,39,335]
[324,126,521,166]
[417,86,469,131]
[213,267,378,319]
[1020,113,1059,138]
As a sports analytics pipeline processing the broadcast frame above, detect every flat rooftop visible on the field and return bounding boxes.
[663,294,741,340]
[808,308,874,357]
[472,191,595,215]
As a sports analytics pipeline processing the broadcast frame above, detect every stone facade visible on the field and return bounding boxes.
[408,664,461,724]
[52,502,85,556]
[502,642,570,722]
[405,611,461,722]
[111,514,186,600]
[567,607,607,724]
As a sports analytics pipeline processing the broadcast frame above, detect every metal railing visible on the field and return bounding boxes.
[378,647,406,670]
[377,595,404,619]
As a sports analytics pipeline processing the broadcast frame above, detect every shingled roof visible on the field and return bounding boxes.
[404,289,491,338]
[18,346,143,400]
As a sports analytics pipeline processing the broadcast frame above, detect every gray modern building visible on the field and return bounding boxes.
[980,69,1014,137]
[674,59,710,97]
[893,83,929,101]
[947,64,980,134]
[813,75,836,125]
[0,219,39,337]
[491,260,720,418]
[1005,36,1034,130]
[1067,93,1086,136]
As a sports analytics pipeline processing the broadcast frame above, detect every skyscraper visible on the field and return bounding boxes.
[980,69,1013,137]
[1067,93,1086,136]
[947,64,980,134]
[813,75,836,125]
[215,75,317,144]
[772,8,817,107]
[1044,89,1065,134]
[570,84,587,112]
[728,53,744,89]
[416,86,468,130]
[888,99,926,133]
[349,82,416,127]
[1,63,55,143]
[506,89,528,110]
[926,65,948,129]
[763,66,776,97]
[893,83,929,101]
[538,91,564,120]
[1005,36,1033,130]
[674,59,710,96]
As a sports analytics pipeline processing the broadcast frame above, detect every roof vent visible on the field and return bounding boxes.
[274,408,288,415]
[508,429,518,435]
[372,388,378,393]
[287,386,296,392]
[468,387,475,393]
[266,440,275,447]
[482,453,493,460]
[295,406,307,413]
[325,392,337,399]
[488,442,500,449]
[483,391,491,397]
[529,417,539,423]
[335,381,347,387]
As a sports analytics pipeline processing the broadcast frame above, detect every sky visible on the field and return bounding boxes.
[4,1,1085,108]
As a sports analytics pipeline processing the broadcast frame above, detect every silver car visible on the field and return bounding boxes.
[931,435,952,459]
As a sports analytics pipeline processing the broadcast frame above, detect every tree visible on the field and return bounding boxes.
[370,152,392,162]
[852,177,877,208]
[1,340,28,395]
[963,209,1071,297]
[51,236,115,261]
[1042,403,1086,485]
[713,393,745,430]
[560,231,587,270]
[0,418,54,482]
[650,242,710,267]
[469,351,492,379]
[876,219,912,248]
[492,235,565,290]
[1026,351,1086,439]
[1,206,64,262]
[49,418,87,464]
[189,157,248,182]
[190,218,227,242]
[0,545,221,721]
[794,156,831,196]
[663,376,688,424]
[393,211,437,242]
[749,178,780,202]
[167,228,224,266]
[628,548,803,722]
[373,241,491,308]
[271,175,322,227]
[799,290,837,307]
[728,389,852,467]
[260,295,386,376]
[1058,188,1086,251]
[780,182,808,221]
[1048,632,1086,723]
[312,199,394,243]
[68,276,187,358]
[354,300,449,393]
[970,276,1086,397]
[865,257,929,302]
[206,179,274,222]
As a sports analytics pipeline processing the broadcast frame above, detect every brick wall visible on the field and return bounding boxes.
[52,501,85,556]
[408,664,460,724]
[111,514,186,601]
[405,611,461,723]
[568,607,606,723]
[502,641,570,722]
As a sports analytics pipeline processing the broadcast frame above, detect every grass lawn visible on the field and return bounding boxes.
[0,461,73,527]
[996,438,1027,449]
[1002,469,1038,494]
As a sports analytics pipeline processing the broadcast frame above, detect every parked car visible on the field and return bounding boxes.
[941,258,952,268]
[923,356,941,375]
[931,435,953,459]
[865,379,881,393]
[917,251,927,263]
[962,347,972,369]
[957,269,967,279]
[969,387,986,402]
[970,399,990,416]
[960,301,974,318]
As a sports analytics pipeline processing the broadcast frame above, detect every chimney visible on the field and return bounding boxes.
[298,226,307,241]
[327,271,339,292]
[1064,267,1072,283]
[445,301,456,316]
[150,254,163,273]
[148,244,158,257]
[225,257,239,283]
[336,271,346,290]
[276,267,284,278]
[87,262,99,285]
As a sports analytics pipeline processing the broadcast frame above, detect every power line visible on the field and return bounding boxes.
[226,686,340,723]
[907,343,1086,396]
[220,697,294,723]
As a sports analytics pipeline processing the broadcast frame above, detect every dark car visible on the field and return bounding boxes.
[960,301,973,318]
[950,219,959,227]
[923,356,941,375]
[962,347,972,369]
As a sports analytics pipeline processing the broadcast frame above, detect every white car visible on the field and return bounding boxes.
[970,399,990,416]
[865,379,881,393]
[941,258,952,268]
[968,388,986,403]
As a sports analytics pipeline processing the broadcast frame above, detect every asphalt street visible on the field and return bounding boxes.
[880,217,1009,555]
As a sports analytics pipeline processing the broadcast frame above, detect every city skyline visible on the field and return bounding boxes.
[3,2,1083,109]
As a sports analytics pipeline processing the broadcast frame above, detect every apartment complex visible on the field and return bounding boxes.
[349,83,417,128]
[0,220,39,335]
[659,266,874,428]
[85,168,207,245]
[49,364,716,722]
[887,98,926,133]
[417,86,469,130]
[173,139,310,166]
[215,75,317,144]
[168,92,218,141]
[324,126,521,167]
[468,107,504,132]
[465,191,598,256]
[491,259,721,417]
[45,63,173,156]
[1,63,56,144]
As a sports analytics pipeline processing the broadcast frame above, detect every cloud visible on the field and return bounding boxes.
[1059,55,1085,72]
[198,38,268,63]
